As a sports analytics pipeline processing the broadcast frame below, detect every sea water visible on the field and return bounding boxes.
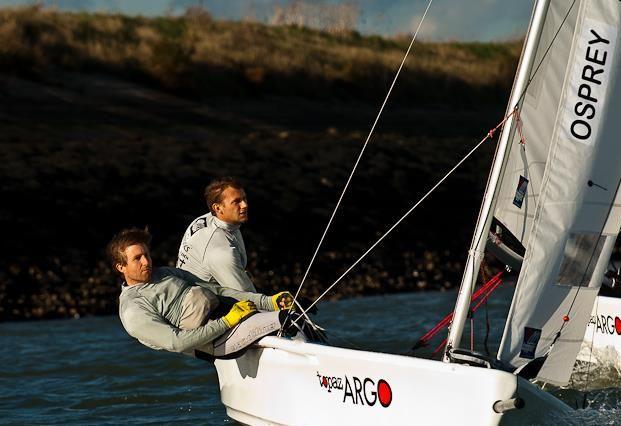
[1,288,620,425]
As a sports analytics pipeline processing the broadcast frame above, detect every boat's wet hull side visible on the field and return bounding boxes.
[214,336,571,426]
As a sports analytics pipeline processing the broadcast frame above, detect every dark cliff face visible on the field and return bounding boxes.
[0,9,521,321]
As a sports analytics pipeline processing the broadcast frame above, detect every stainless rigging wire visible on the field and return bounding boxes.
[282,0,435,333]
[290,119,510,325]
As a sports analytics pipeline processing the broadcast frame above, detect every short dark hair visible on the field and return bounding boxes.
[107,228,151,274]
[204,177,244,214]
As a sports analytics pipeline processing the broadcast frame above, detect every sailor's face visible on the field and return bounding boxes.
[118,244,152,285]
[214,187,248,225]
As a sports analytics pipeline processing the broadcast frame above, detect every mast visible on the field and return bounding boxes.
[443,0,552,361]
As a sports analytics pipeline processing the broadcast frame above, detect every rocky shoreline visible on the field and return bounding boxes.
[0,68,513,321]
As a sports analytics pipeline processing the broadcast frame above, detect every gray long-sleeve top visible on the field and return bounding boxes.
[176,212,256,292]
[119,267,273,353]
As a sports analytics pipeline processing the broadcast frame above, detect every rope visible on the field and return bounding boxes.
[290,112,517,325]
[412,271,503,350]
[461,0,575,361]
[281,0,435,333]
[515,109,526,147]
[479,257,492,354]
[288,0,576,335]
[484,294,491,355]
[432,273,504,357]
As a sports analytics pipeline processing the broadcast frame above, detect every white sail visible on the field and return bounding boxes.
[444,0,553,357]
[497,0,621,385]
[493,1,582,246]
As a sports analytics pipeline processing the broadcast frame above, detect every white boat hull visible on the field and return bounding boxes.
[215,336,571,425]
[579,295,621,368]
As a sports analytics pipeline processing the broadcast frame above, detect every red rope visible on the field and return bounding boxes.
[422,108,526,356]
[514,108,527,146]
[471,273,505,312]
[413,271,503,350]
[485,107,526,147]
[429,272,505,356]
[412,107,525,355]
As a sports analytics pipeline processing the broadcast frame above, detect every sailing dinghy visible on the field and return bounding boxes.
[578,292,621,368]
[214,0,621,424]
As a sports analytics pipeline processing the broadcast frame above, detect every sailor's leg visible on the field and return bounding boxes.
[179,287,219,356]
[211,311,282,359]
[179,287,219,329]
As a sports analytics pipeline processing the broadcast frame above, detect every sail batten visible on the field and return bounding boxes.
[496,0,621,385]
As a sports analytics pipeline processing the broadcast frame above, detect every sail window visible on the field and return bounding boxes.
[556,233,604,287]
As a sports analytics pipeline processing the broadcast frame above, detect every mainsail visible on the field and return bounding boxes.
[495,0,621,385]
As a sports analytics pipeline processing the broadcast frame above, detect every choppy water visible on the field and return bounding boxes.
[1,287,621,425]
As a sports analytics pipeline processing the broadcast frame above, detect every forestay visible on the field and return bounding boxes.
[497,0,621,385]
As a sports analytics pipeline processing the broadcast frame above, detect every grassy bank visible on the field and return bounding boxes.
[0,6,520,104]
[0,7,524,321]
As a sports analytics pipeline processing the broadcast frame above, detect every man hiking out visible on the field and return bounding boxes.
[109,228,293,358]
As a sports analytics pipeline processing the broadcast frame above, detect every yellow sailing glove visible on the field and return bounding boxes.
[271,291,294,311]
[222,301,257,327]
